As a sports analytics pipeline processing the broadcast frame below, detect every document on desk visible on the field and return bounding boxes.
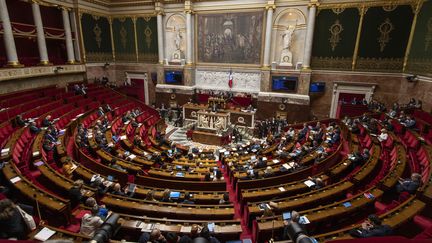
[180,226,192,233]
[10,176,21,184]
[304,180,316,187]
[34,227,56,241]
[141,223,154,232]
[278,187,286,192]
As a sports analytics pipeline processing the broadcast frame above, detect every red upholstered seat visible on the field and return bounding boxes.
[414,215,432,230]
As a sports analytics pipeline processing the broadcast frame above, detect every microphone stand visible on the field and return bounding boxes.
[269,213,275,243]
[33,194,44,225]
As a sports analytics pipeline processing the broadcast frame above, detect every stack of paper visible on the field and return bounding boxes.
[1,148,10,156]
[34,227,56,241]
[304,180,316,187]
[10,176,21,184]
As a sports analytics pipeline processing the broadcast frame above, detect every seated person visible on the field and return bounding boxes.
[44,129,57,143]
[29,122,40,134]
[145,190,157,202]
[42,139,55,152]
[402,116,416,129]
[97,107,105,117]
[139,228,166,243]
[263,166,274,178]
[80,205,104,237]
[0,199,31,240]
[213,170,224,181]
[84,197,109,219]
[377,129,389,142]
[111,183,134,198]
[349,214,392,238]
[396,173,422,194]
[307,176,324,190]
[181,192,194,204]
[219,192,230,204]
[69,180,86,207]
[161,189,172,203]
[14,115,27,127]
[133,135,142,147]
[42,115,53,127]
[131,118,139,128]
[282,211,305,240]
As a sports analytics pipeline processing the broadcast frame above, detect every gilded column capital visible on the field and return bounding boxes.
[265,4,276,10]
[155,10,165,16]
[357,4,369,16]
[308,0,320,8]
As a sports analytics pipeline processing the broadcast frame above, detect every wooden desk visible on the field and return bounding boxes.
[100,195,235,220]
[192,130,229,146]
[2,163,70,224]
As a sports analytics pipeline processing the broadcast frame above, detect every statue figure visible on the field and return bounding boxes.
[174,26,182,51]
[280,25,296,66]
[282,25,296,50]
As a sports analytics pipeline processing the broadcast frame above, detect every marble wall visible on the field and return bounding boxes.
[195,69,261,93]
[309,71,432,119]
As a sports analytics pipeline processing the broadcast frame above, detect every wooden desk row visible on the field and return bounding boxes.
[100,194,235,220]
[255,187,384,242]
[2,163,71,224]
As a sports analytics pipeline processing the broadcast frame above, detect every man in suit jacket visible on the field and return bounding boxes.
[29,122,40,134]
[397,173,422,194]
[350,214,392,238]
[42,115,53,127]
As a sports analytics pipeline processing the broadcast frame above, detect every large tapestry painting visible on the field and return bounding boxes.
[197,11,264,64]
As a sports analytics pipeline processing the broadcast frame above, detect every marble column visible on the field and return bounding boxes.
[186,11,193,65]
[263,5,275,67]
[157,13,165,64]
[32,2,49,65]
[302,3,317,70]
[70,11,81,62]
[62,8,75,64]
[0,0,20,66]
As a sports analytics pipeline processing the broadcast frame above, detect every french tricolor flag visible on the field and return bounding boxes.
[228,69,233,89]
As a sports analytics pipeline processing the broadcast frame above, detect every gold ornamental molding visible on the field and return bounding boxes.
[329,19,343,51]
[318,0,418,10]
[377,18,394,52]
[0,65,86,82]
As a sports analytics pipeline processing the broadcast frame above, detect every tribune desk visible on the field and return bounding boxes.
[183,103,255,128]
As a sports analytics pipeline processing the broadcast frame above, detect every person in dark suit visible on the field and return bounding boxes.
[14,115,26,127]
[181,193,194,204]
[29,122,40,134]
[42,139,54,152]
[69,180,85,207]
[396,173,422,194]
[42,115,53,127]
[349,214,392,238]
[0,199,30,239]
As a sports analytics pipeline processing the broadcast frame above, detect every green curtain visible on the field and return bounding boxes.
[407,0,432,76]
[311,8,360,70]
[112,17,136,62]
[136,17,158,63]
[81,13,113,62]
[356,5,414,72]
